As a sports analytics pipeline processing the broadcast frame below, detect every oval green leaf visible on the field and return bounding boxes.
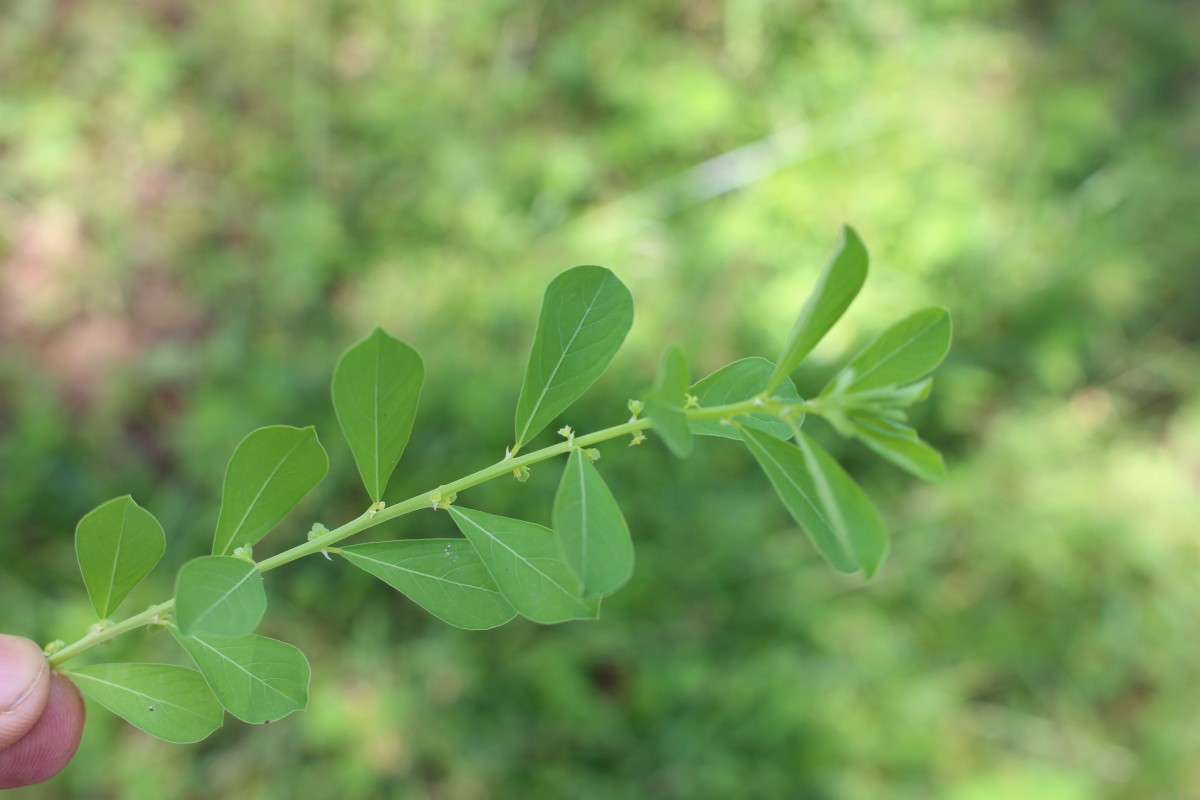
[332,328,425,503]
[212,425,329,555]
[644,344,693,458]
[170,628,309,724]
[68,663,224,743]
[825,307,951,395]
[850,414,946,482]
[75,495,166,619]
[448,506,599,624]
[514,266,634,448]
[552,449,634,598]
[767,225,868,392]
[688,357,804,441]
[339,539,516,630]
[175,556,266,637]
[741,427,888,578]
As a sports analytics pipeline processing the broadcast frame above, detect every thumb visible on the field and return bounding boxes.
[0,635,50,750]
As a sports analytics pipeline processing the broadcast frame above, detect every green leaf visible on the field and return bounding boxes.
[552,449,634,597]
[884,379,934,408]
[69,663,224,743]
[741,427,888,577]
[339,540,516,630]
[688,357,804,441]
[448,506,600,624]
[175,556,266,637]
[212,425,329,556]
[514,266,634,448]
[331,328,425,503]
[849,414,946,482]
[170,628,309,725]
[767,225,868,392]
[825,307,951,395]
[75,495,165,619]
[644,344,693,458]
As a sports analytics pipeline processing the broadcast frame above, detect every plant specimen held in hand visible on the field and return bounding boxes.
[41,226,951,744]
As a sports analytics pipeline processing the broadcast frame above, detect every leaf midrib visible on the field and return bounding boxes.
[343,551,504,595]
[189,636,296,705]
[454,512,583,607]
[188,565,257,632]
[517,280,606,445]
[71,672,212,722]
[850,320,940,388]
[574,453,590,585]
[746,433,849,563]
[100,500,131,616]
[794,436,852,560]
[218,432,308,555]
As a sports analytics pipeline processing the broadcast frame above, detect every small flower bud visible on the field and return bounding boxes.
[557,425,576,449]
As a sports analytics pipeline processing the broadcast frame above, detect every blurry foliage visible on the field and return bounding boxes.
[1,0,1198,797]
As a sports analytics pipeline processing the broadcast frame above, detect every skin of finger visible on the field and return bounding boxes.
[0,674,86,789]
[0,635,52,750]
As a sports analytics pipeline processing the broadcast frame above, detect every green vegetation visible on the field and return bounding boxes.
[1,0,1197,797]
[51,241,945,742]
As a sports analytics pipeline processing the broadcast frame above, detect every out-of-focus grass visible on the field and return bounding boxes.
[1,1,1197,797]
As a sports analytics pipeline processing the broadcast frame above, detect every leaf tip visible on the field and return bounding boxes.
[836,224,869,274]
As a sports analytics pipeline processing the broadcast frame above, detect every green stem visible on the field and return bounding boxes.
[47,396,811,667]
[50,600,175,667]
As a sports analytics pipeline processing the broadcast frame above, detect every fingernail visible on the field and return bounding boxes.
[0,635,48,713]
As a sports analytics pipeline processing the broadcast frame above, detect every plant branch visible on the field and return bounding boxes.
[48,395,812,668]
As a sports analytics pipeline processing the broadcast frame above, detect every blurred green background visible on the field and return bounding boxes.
[2,0,1198,797]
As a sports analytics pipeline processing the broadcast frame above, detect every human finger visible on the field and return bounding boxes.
[0,635,51,750]
[0,673,86,789]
